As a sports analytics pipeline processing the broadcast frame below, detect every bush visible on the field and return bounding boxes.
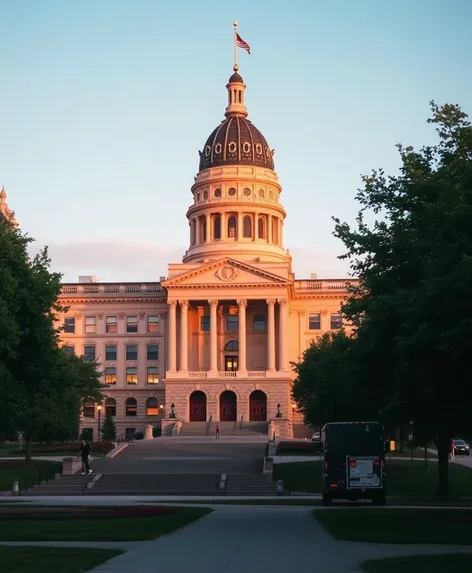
[134,431,144,440]
[276,441,321,455]
[152,426,161,438]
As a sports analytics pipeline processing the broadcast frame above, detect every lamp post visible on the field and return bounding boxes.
[97,404,103,442]
[291,403,296,419]
[159,404,164,418]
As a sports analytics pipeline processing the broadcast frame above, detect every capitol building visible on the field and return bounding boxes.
[2,66,353,440]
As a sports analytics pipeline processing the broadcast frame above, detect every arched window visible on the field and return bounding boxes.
[224,340,239,352]
[228,216,237,238]
[202,218,207,242]
[258,216,265,239]
[146,397,159,416]
[105,398,116,417]
[214,215,221,240]
[125,398,137,417]
[243,216,252,238]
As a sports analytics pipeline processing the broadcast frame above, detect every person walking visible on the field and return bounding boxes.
[80,440,92,475]
[215,425,220,440]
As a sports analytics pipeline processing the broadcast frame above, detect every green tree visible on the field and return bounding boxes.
[333,102,472,498]
[101,411,117,441]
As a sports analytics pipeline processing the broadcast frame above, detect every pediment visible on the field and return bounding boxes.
[163,258,289,288]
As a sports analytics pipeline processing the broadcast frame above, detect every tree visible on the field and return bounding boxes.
[333,102,472,498]
[101,411,117,441]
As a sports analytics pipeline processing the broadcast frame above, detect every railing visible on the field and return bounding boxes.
[60,283,164,295]
[206,415,213,436]
[247,371,266,378]
[219,371,236,378]
[294,279,357,291]
[187,371,266,379]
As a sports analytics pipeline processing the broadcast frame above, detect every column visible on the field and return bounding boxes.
[220,212,226,240]
[277,298,288,371]
[205,213,211,242]
[168,300,177,372]
[209,299,219,372]
[253,212,258,242]
[268,216,273,244]
[196,217,201,244]
[237,212,243,240]
[237,300,247,374]
[179,300,189,372]
[266,299,276,371]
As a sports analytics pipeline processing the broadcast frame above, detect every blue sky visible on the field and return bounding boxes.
[1,0,471,281]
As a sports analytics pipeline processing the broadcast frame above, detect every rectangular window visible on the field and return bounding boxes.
[200,315,210,331]
[147,315,160,333]
[81,428,93,441]
[105,316,118,333]
[330,313,343,330]
[84,345,96,361]
[226,315,238,332]
[126,345,138,361]
[309,313,321,330]
[126,367,138,385]
[65,346,75,355]
[105,345,117,361]
[104,367,117,385]
[84,316,96,334]
[63,317,75,333]
[126,315,138,333]
[147,344,159,360]
[83,401,95,418]
[253,314,265,331]
[147,367,159,384]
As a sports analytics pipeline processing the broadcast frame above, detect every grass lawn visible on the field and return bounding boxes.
[272,459,472,501]
[0,460,62,491]
[314,508,472,544]
[362,554,472,572]
[387,447,437,459]
[170,499,322,506]
[0,547,123,573]
[0,507,211,541]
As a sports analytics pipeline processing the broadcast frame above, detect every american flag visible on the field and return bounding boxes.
[236,33,251,54]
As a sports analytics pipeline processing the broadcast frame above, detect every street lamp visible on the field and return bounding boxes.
[291,403,296,418]
[159,404,164,418]
[97,404,103,442]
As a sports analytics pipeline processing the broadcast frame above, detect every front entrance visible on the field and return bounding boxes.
[219,390,237,422]
[249,390,267,421]
[225,355,238,371]
[189,390,207,422]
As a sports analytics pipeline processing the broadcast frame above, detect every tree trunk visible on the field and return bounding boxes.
[437,430,450,499]
[25,438,32,464]
[424,443,428,472]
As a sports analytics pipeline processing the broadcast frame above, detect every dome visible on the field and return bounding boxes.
[199,117,274,172]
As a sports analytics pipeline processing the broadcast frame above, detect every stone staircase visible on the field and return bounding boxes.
[178,422,208,436]
[23,474,94,496]
[178,421,268,437]
[89,473,222,495]
[224,473,278,496]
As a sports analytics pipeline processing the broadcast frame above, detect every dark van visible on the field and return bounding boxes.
[321,421,386,506]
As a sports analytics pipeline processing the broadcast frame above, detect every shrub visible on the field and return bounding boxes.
[276,441,321,455]
[101,413,117,441]
[134,431,144,440]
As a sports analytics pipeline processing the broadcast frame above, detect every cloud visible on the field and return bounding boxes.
[28,239,353,283]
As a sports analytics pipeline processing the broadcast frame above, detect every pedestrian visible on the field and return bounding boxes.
[215,425,220,440]
[80,440,92,475]
[450,439,455,461]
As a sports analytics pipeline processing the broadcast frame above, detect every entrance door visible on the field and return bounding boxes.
[220,390,237,422]
[189,391,207,422]
[249,390,267,421]
[225,355,238,371]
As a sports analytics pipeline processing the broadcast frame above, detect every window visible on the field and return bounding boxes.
[226,315,238,332]
[83,401,95,418]
[126,345,138,361]
[243,216,252,238]
[105,345,117,361]
[125,428,136,439]
[84,345,96,361]
[147,344,158,360]
[125,398,137,417]
[200,315,210,332]
[63,317,75,333]
[146,397,159,416]
[214,215,221,239]
[126,367,138,384]
[104,367,117,385]
[330,313,343,329]
[106,316,118,333]
[65,346,75,355]
[258,216,265,239]
[105,398,116,417]
[309,313,321,330]
[84,316,96,334]
[147,315,160,333]
[81,428,93,441]
[228,215,237,238]
[126,316,138,333]
[147,367,159,384]
[224,340,239,352]
[253,315,265,331]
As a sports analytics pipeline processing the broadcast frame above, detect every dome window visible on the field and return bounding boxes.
[228,142,237,153]
[215,143,222,155]
[242,142,251,154]
[204,146,211,157]
[258,189,265,198]
[265,147,271,157]
[243,187,251,197]
[243,216,252,238]
[214,188,221,198]
[228,187,236,197]
[255,143,263,155]
[203,191,209,200]
[228,216,237,238]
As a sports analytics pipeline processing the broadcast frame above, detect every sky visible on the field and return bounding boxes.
[1,0,471,282]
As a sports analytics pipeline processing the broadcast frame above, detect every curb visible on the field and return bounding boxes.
[107,443,128,458]
[87,474,103,489]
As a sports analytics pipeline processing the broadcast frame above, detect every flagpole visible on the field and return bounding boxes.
[233,20,238,71]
